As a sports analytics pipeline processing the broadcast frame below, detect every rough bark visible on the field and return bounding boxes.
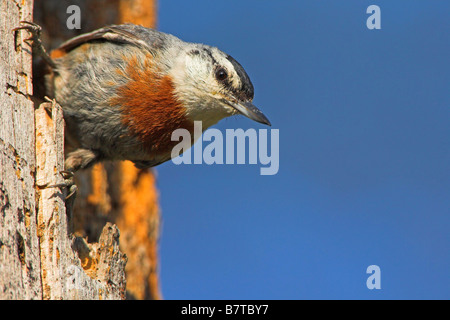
[1,0,128,300]
[35,102,127,299]
[0,0,41,300]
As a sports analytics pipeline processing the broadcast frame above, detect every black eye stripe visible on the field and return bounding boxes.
[203,48,218,66]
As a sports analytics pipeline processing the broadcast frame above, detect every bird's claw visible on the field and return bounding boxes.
[13,21,42,41]
[12,21,56,68]
[45,170,77,201]
[13,21,42,31]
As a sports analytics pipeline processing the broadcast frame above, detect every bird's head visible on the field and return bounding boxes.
[168,44,271,129]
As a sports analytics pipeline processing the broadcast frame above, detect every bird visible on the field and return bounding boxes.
[14,22,271,173]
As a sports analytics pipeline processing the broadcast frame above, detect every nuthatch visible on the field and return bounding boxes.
[15,22,271,172]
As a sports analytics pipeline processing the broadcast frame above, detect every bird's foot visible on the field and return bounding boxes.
[46,170,77,201]
[13,21,56,68]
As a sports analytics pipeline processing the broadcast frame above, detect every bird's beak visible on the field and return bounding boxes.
[226,99,271,126]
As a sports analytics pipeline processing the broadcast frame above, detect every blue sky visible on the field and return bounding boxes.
[155,0,449,299]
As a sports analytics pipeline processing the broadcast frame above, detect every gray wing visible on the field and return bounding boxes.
[57,23,177,55]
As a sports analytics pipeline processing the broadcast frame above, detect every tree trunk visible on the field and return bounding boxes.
[0,0,41,300]
[1,0,160,299]
[35,101,127,299]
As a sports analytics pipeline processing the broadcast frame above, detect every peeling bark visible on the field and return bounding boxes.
[0,0,41,300]
[35,103,127,299]
[1,0,128,300]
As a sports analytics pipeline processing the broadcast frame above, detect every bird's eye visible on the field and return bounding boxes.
[215,68,228,81]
